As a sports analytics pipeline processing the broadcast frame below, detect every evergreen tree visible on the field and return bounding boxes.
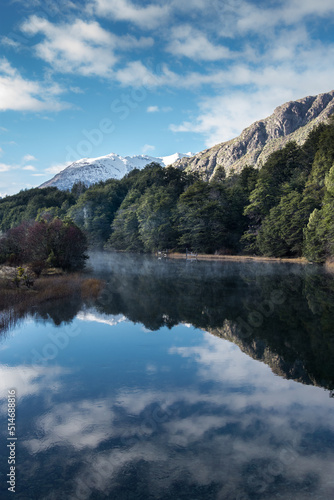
[177,181,230,253]
[303,166,334,263]
[137,186,179,252]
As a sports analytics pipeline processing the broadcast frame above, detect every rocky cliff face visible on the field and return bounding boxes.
[173,91,334,180]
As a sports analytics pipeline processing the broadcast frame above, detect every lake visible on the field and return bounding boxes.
[0,253,333,499]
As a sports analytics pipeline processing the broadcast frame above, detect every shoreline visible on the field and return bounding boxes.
[167,252,309,264]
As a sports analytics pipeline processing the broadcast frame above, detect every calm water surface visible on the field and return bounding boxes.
[0,253,334,499]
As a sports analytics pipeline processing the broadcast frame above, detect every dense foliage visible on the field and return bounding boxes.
[1,118,334,262]
[0,217,87,271]
[243,120,334,261]
[0,187,76,232]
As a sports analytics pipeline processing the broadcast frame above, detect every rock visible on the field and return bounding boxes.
[172,90,334,180]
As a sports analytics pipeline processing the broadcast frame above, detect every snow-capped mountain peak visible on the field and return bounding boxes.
[159,152,194,166]
[39,152,194,191]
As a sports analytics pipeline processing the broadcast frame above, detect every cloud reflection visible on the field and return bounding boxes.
[24,399,115,453]
[0,364,70,406]
[16,330,334,498]
[2,320,333,499]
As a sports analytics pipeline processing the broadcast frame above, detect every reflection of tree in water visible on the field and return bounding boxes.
[0,296,83,336]
[93,256,334,390]
[33,295,83,326]
[234,267,334,390]
[0,275,102,336]
[2,254,334,390]
[95,258,249,330]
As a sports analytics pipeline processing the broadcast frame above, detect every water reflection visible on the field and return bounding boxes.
[0,253,334,499]
[1,326,333,499]
[89,253,334,390]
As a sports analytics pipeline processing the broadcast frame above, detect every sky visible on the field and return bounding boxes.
[1,0,334,196]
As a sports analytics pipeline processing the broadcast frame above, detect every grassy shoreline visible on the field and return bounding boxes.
[167,252,309,264]
[0,266,104,333]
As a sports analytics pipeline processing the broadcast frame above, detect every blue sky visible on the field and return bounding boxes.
[1,0,334,195]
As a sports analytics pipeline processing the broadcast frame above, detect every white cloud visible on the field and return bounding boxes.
[142,144,155,154]
[115,61,168,87]
[1,160,39,174]
[147,105,159,113]
[0,154,38,174]
[70,86,85,94]
[1,36,21,49]
[21,16,116,77]
[21,15,153,77]
[13,0,81,16]
[22,153,37,163]
[45,162,70,175]
[0,163,14,172]
[0,58,69,112]
[22,165,37,171]
[92,0,170,29]
[169,33,334,146]
[0,154,37,174]
[170,89,290,146]
[115,61,228,88]
[167,25,233,61]
[235,0,334,34]
[147,105,172,113]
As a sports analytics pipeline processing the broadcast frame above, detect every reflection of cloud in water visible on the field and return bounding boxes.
[24,399,116,453]
[170,332,333,412]
[166,414,225,445]
[0,365,70,407]
[146,363,157,374]
[76,309,127,327]
[14,331,334,499]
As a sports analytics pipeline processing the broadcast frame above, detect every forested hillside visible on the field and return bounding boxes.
[1,119,334,263]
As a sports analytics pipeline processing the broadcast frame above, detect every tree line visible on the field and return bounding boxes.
[1,118,334,263]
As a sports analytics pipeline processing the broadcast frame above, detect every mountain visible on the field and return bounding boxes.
[39,152,194,191]
[173,90,334,180]
[40,91,334,191]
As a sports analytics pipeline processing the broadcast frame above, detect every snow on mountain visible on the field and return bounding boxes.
[159,152,194,166]
[77,309,127,327]
[39,152,194,191]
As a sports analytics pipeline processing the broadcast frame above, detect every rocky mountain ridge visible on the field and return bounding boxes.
[173,90,334,180]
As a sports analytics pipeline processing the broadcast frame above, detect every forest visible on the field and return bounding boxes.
[1,118,334,264]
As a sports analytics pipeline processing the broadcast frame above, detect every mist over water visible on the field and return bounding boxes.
[0,252,333,499]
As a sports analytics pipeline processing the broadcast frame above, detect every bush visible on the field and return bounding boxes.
[0,217,88,272]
